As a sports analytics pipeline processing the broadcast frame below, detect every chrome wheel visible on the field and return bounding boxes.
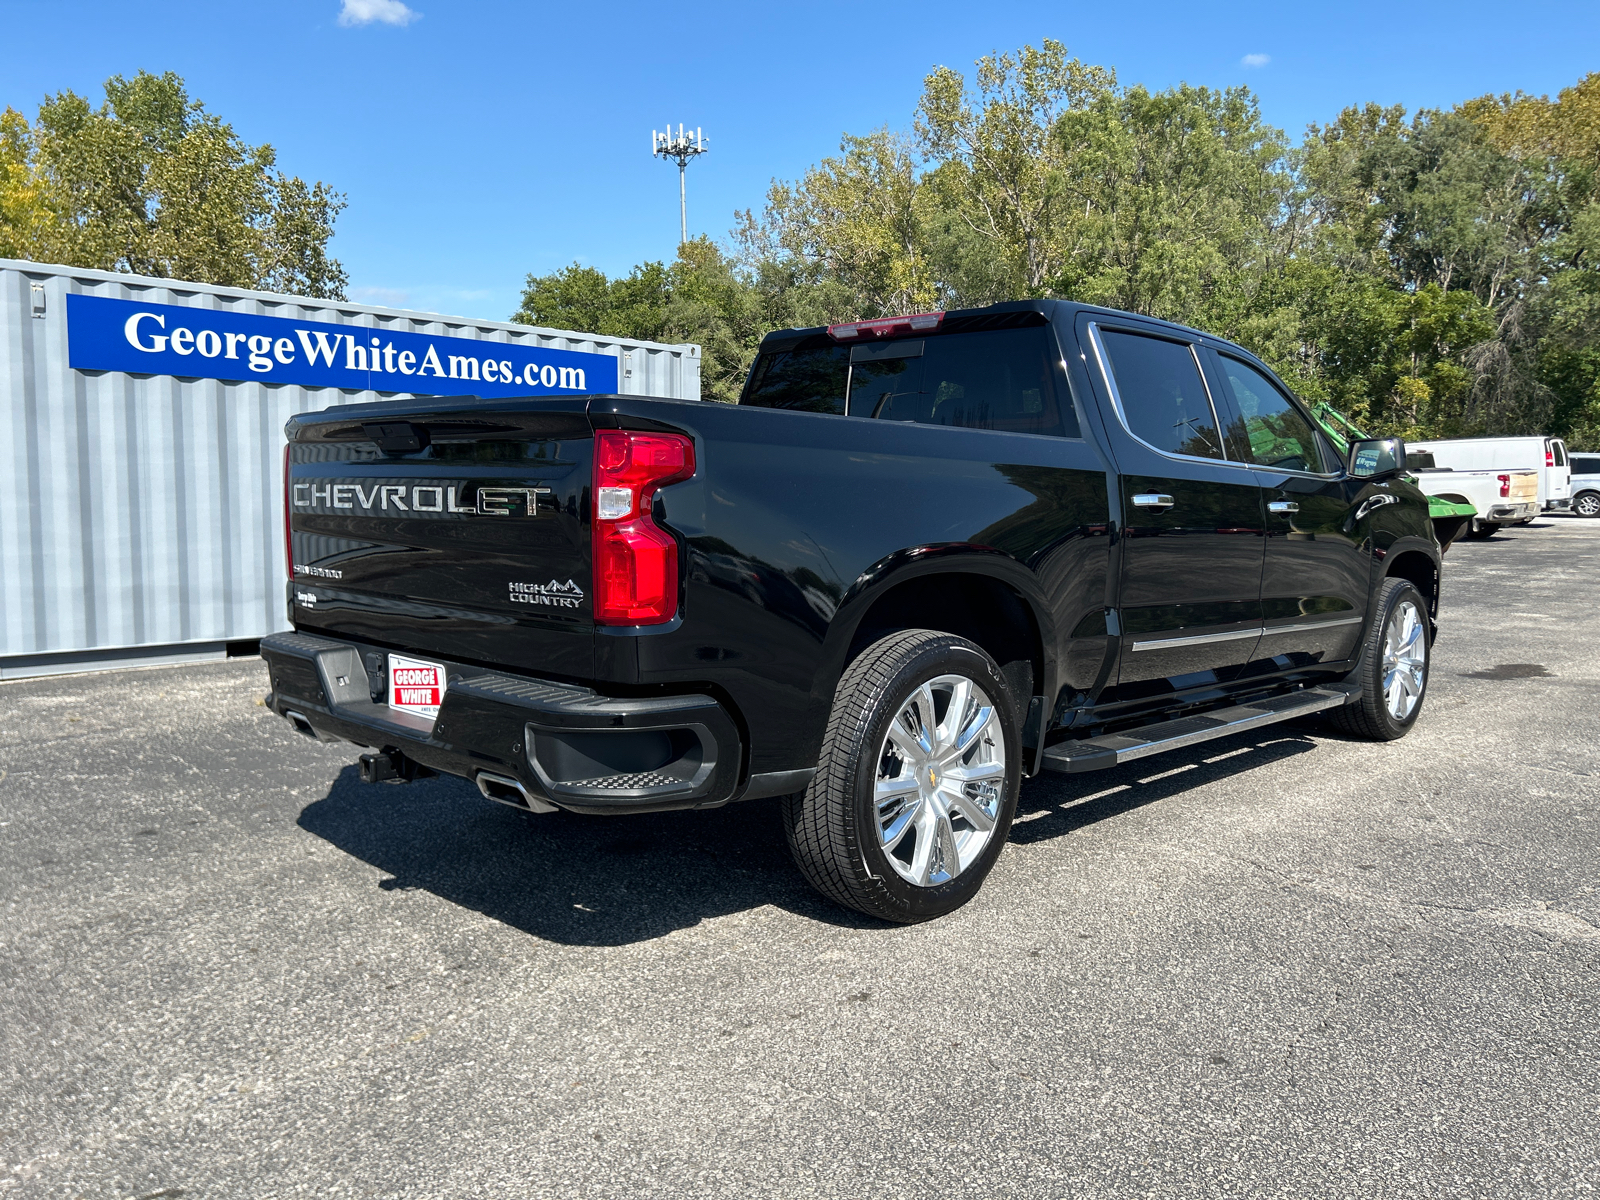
[1382,598,1427,721]
[874,674,1007,888]
[1575,493,1600,518]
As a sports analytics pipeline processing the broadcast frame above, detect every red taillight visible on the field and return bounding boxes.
[827,311,943,341]
[1547,446,1555,466]
[1498,473,1511,497]
[283,443,295,580]
[592,430,695,624]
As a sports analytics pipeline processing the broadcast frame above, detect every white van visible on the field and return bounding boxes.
[1405,436,1572,513]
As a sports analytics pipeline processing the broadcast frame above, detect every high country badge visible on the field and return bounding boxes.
[510,579,585,609]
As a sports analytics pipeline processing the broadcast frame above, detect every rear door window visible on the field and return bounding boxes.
[741,341,849,414]
[850,325,1075,437]
[1214,355,1326,473]
[1551,440,1568,466]
[1096,328,1224,459]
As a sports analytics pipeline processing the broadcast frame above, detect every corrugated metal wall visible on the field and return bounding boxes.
[0,259,702,678]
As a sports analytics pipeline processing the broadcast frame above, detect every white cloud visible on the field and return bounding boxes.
[1240,53,1270,68]
[338,0,421,27]
[351,286,413,308]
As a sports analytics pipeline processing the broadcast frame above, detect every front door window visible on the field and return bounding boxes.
[1216,355,1325,473]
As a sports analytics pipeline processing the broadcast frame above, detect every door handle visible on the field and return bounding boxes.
[1268,501,1300,514]
[1355,493,1398,520]
[1132,493,1175,511]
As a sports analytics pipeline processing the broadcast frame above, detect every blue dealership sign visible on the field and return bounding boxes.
[66,293,618,397]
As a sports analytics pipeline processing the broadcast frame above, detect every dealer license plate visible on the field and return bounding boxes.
[389,654,447,720]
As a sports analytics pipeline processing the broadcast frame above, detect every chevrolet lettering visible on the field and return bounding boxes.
[290,482,550,516]
[476,487,552,517]
[265,299,1442,925]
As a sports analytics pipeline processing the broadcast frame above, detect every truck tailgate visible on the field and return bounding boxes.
[286,405,594,679]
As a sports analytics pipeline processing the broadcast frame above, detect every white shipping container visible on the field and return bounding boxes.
[0,258,702,679]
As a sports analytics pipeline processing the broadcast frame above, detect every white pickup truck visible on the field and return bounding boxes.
[1407,435,1572,513]
[1404,450,1540,538]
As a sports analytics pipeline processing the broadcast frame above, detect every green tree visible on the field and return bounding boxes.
[1048,81,1297,335]
[0,70,346,298]
[514,238,792,403]
[1295,102,1552,436]
[513,259,671,340]
[744,129,936,317]
[0,108,50,258]
[1463,74,1600,446]
[916,39,1116,295]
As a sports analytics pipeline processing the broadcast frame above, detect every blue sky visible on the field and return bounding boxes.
[2,1,1595,322]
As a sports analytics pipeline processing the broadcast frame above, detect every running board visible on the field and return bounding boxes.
[1041,685,1356,775]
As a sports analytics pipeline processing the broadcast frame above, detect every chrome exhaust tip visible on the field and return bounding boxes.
[283,710,319,739]
[475,771,558,814]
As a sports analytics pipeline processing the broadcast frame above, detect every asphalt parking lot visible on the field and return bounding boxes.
[3,519,1598,1199]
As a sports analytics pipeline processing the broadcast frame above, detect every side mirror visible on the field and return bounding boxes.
[1348,437,1406,480]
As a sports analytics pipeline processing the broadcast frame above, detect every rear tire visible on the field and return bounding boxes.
[782,629,1021,924]
[1329,578,1430,741]
[1466,518,1499,539]
[1574,492,1600,518]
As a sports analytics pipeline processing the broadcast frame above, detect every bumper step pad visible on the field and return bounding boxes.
[1042,685,1355,775]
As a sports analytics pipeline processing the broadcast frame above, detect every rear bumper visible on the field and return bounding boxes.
[1544,498,1572,512]
[1486,502,1538,521]
[261,631,745,814]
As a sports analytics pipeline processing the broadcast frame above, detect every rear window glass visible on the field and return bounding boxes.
[744,325,1077,437]
[1097,329,1224,459]
[741,342,849,414]
[846,340,924,421]
[850,326,1076,437]
[1551,441,1567,466]
[1572,455,1600,474]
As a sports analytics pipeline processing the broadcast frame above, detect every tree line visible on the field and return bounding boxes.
[516,41,1600,447]
[4,58,1595,447]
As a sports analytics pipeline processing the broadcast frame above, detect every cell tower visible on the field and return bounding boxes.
[651,124,708,245]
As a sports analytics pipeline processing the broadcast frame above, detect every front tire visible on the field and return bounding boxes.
[1574,492,1600,519]
[782,630,1021,923]
[1329,578,1430,741]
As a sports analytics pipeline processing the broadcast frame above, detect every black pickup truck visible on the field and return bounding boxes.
[265,299,1438,923]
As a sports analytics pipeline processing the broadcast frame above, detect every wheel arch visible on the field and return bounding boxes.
[821,548,1057,733]
[1384,546,1440,621]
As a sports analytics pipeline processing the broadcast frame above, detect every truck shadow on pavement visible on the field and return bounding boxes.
[298,768,855,946]
[297,726,1321,946]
